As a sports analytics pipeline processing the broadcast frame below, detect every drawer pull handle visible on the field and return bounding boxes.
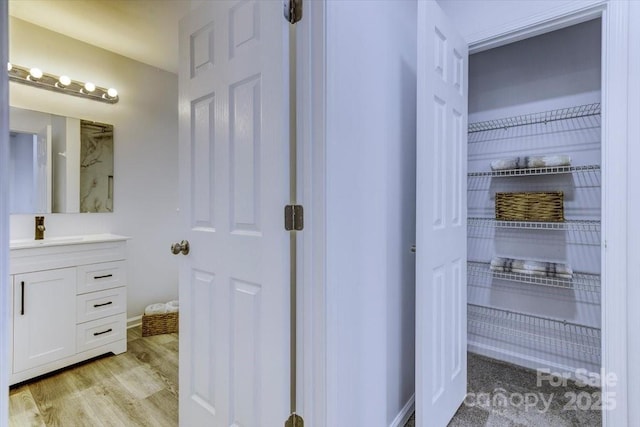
[20,281,25,315]
[93,301,113,308]
[93,328,113,336]
[94,274,113,280]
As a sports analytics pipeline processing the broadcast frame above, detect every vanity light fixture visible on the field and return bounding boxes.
[57,75,71,88]
[28,67,43,81]
[7,63,119,104]
[82,82,96,93]
[104,87,118,101]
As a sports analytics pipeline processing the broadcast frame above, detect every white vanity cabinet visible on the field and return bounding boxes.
[9,234,129,385]
[12,268,77,373]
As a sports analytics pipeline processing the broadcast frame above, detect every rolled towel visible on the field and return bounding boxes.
[490,257,513,272]
[490,154,571,171]
[512,268,548,277]
[145,303,167,315]
[521,260,572,276]
[490,256,573,279]
[490,257,508,268]
[525,155,571,168]
[491,157,522,171]
[520,260,547,272]
[166,300,179,313]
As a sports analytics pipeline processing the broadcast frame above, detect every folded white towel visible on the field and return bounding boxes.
[166,300,179,313]
[490,155,571,171]
[144,303,167,315]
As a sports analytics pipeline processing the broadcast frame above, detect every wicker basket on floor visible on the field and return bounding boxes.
[141,312,179,337]
[495,191,564,222]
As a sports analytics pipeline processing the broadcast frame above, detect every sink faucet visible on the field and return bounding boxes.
[35,216,46,240]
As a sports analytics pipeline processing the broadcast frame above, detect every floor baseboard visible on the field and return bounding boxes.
[127,315,142,329]
[390,394,415,427]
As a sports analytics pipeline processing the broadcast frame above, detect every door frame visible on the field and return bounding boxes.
[297,1,329,425]
[462,2,629,426]
[299,1,632,426]
[1,0,9,425]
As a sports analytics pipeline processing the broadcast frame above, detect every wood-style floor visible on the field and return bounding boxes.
[9,327,178,427]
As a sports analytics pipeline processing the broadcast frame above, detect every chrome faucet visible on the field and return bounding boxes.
[35,216,46,240]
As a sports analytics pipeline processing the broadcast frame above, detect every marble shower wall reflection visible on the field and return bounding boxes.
[80,120,114,212]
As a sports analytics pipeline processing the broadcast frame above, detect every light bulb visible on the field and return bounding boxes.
[84,82,96,93]
[29,67,43,80]
[7,62,12,71]
[58,75,71,87]
[107,88,118,98]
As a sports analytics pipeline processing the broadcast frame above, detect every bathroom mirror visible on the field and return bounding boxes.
[9,106,114,214]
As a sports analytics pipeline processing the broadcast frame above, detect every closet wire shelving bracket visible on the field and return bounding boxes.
[467,102,601,133]
[467,303,601,357]
[467,261,601,293]
[468,164,600,178]
[467,217,601,232]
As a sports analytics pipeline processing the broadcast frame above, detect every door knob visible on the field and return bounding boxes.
[171,240,190,255]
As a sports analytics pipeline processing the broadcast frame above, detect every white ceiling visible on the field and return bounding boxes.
[9,0,192,74]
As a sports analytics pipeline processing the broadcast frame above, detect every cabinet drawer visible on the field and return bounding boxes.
[77,313,126,353]
[76,287,126,323]
[77,261,126,294]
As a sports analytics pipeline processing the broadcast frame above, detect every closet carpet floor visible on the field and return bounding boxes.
[9,327,178,427]
[405,353,602,427]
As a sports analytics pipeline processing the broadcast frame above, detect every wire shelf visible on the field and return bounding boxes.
[467,261,600,293]
[467,217,601,232]
[468,303,601,357]
[468,103,601,133]
[467,164,600,178]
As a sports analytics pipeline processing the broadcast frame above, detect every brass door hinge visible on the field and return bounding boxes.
[283,0,303,24]
[285,205,304,231]
[285,413,304,427]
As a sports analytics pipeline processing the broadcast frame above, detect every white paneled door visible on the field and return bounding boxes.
[178,1,290,426]
[416,1,468,426]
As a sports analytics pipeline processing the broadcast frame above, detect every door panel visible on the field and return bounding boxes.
[191,95,216,231]
[178,1,290,426]
[416,1,468,426]
[230,74,261,235]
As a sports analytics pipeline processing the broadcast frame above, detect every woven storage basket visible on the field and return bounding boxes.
[495,191,564,222]
[141,312,179,337]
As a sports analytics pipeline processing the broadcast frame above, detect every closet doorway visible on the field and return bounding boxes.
[415,2,630,426]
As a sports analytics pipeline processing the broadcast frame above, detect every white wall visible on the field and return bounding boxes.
[468,18,601,119]
[8,17,179,319]
[437,0,600,43]
[325,1,416,425]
